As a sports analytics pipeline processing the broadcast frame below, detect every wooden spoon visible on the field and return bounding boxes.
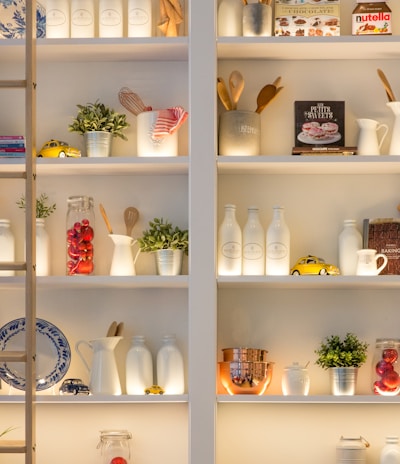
[229,70,244,110]
[255,84,277,114]
[115,322,124,337]
[217,77,233,111]
[99,203,113,234]
[377,69,396,102]
[124,206,139,237]
[106,321,117,337]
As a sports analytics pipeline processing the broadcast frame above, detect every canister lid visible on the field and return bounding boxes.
[357,0,388,3]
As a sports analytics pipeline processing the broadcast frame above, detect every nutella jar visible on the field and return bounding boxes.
[352,1,391,35]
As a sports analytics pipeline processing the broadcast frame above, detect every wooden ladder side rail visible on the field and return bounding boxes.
[0,351,27,362]
[0,441,27,454]
[0,80,27,88]
[0,262,27,271]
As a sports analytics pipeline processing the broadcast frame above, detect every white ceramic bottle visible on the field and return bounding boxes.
[36,218,50,276]
[128,0,152,37]
[71,0,95,38]
[217,0,243,37]
[380,437,400,464]
[46,0,70,38]
[126,335,153,395]
[99,0,123,38]
[338,219,362,276]
[218,204,242,276]
[242,206,264,275]
[156,334,184,394]
[0,219,15,276]
[266,206,290,275]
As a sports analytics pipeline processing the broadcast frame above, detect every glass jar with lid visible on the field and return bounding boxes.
[372,338,400,396]
[98,430,132,464]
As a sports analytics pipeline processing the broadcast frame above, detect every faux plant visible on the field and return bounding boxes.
[68,100,129,140]
[0,426,17,438]
[315,333,369,369]
[138,218,189,254]
[17,193,56,219]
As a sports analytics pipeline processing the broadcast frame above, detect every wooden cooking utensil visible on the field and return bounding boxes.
[116,322,124,337]
[99,203,113,235]
[106,321,118,337]
[217,77,233,111]
[124,206,139,237]
[255,84,277,114]
[377,69,396,102]
[229,70,245,110]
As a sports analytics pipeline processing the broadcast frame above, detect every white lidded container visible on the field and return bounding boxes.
[71,0,94,38]
[380,436,400,464]
[218,204,242,276]
[126,335,153,395]
[128,0,152,37]
[337,436,369,464]
[157,334,184,394]
[217,0,242,37]
[99,0,123,38]
[338,219,362,275]
[46,0,70,38]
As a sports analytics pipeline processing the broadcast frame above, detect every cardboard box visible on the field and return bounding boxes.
[275,0,340,37]
[363,218,400,275]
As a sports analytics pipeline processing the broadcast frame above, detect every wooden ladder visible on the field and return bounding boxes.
[0,1,37,463]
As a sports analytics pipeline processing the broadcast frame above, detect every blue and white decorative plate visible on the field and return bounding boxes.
[0,318,71,391]
[0,0,46,39]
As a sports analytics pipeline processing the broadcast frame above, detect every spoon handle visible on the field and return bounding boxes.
[99,203,113,235]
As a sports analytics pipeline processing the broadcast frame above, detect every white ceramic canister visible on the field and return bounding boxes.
[281,362,310,396]
[99,0,123,38]
[242,206,264,275]
[265,206,290,276]
[71,0,94,38]
[0,219,15,276]
[337,436,369,464]
[137,110,178,157]
[219,110,261,156]
[380,437,400,464]
[156,334,184,394]
[218,204,242,276]
[126,335,153,395]
[338,219,363,276]
[217,0,243,37]
[46,0,70,38]
[128,0,152,37]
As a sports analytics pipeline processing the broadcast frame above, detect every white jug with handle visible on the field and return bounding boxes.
[108,234,140,276]
[75,336,122,395]
[357,118,388,156]
[356,249,388,276]
[387,102,400,155]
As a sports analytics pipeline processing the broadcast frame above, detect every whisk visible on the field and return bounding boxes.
[118,87,152,116]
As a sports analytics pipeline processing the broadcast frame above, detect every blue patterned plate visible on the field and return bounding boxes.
[0,0,46,39]
[0,318,71,391]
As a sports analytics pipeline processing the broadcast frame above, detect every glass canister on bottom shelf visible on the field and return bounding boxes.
[336,436,370,464]
[281,362,310,396]
[98,430,132,464]
[66,195,95,275]
[373,338,400,396]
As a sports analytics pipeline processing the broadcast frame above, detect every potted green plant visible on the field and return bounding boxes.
[68,100,129,157]
[315,333,369,396]
[138,217,189,276]
[17,193,56,276]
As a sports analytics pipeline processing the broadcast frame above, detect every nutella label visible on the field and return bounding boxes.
[352,3,391,35]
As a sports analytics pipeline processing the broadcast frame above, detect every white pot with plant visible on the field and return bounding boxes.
[17,193,56,276]
[315,333,369,396]
[138,217,188,276]
[68,100,129,157]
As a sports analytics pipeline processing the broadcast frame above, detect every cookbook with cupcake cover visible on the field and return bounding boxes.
[293,100,355,155]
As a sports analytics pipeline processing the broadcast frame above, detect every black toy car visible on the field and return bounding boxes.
[59,378,90,396]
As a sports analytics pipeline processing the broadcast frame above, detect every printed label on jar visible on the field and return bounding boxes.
[222,242,241,259]
[266,242,288,259]
[47,9,67,27]
[100,9,122,26]
[129,8,150,25]
[352,10,391,35]
[243,243,263,260]
[71,9,93,27]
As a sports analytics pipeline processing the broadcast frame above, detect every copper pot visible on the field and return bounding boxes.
[222,347,268,362]
[219,361,274,395]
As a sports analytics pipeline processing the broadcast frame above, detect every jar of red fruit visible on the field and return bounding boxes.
[66,195,95,275]
[98,430,132,464]
[372,338,400,396]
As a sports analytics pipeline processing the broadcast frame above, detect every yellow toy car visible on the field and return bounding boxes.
[144,385,165,395]
[290,255,340,276]
[37,139,81,158]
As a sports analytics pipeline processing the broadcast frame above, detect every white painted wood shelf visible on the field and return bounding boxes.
[217,395,400,404]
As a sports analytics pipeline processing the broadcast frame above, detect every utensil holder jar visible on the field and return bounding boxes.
[243,3,272,37]
[137,110,178,157]
[219,110,261,156]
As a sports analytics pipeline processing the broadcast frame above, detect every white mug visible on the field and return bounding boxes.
[356,249,388,276]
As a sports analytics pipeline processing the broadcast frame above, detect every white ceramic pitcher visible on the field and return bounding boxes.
[357,118,388,156]
[356,249,388,276]
[75,336,122,395]
[108,234,140,276]
[387,102,400,155]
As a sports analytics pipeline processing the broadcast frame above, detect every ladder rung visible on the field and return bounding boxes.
[0,440,26,454]
[0,80,27,89]
[0,171,26,179]
[0,351,27,362]
[0,262,27,271]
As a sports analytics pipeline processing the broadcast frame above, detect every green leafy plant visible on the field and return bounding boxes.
[0,426,17,438]
[138,218,189,254]
[315,333,369,369]
[68,100,129,140]
[17,193,56,219]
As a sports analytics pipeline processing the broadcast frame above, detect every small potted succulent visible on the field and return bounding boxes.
[315,333,369,396]
[138,217,189,276]
[68,100,129,157]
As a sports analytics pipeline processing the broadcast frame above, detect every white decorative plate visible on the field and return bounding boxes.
[0,0,46,39]
[0,318,71,391]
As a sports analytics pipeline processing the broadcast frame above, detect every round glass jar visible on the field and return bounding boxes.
[66,195,95,275]
[372,338,400,396]
[98,430,132,464]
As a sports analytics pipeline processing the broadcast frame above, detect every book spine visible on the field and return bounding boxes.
[0,135,25,140]
[0,148,25,153]
[362,218,369,249]
[0,143,26,148]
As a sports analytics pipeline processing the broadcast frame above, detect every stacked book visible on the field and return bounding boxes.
[0,136,26,157]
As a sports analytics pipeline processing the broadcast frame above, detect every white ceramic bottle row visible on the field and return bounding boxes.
[46,0,152,39]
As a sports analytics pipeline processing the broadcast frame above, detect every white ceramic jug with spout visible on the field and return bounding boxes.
[75,336,122,395]
[357,118,388,156]
[387,102,400,155]
[108,235,140,276]
[356,249,388,276]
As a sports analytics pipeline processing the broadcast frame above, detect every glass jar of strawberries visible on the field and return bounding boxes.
[373,338,400,396]
[66,195,95,275]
